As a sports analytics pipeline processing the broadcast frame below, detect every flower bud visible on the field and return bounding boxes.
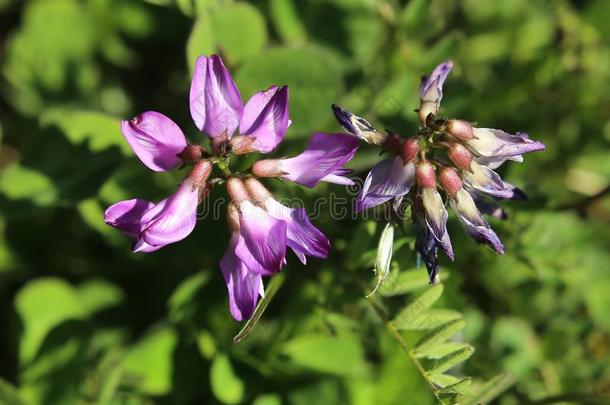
[251,159,285,178]
[368,222,394,297]
[230,134,256,155]
[244,177,272,201]
[177,144,203,163]
[416,162,436,188]
[448,143,472,170]
[188,159,212,188]
[439,167,463,198]
[381,133,403,154]
[400,138,420,163]
[446,119,474,140]
[226,177,249,203]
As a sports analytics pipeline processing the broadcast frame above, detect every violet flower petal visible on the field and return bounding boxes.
[239,86,289,153]
[263,198,330,264]
[104,198,155,238]
[235,202,287,275]
[414,217,440,284]
[463,161,527,200]
[190,55,243,138]
[356,158,415,212]
[221,234,263,321]
[451,189,504,254]
[419,61,453,106]
[421,187,454,260]
[467,128,545,161]
[121,111,187,172]
[137,179,199,248]
[279,132,359,188]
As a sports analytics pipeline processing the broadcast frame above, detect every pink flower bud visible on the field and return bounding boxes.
[230,134,256,155]
[400,138,420,163]
[448,143,472,170]
[439,167,462,197]
[416,162,436,188]
[244,177,272,201]
[177,144,203,163]
[226,177,249,203]
[188,159,212,188]
[446,119,474,140]
[251,159,284,178]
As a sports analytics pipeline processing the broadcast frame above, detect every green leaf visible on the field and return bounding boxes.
[76,279,124,315]
[281,334,366,377]
[269,0,306,44]
[15,278,86,364]
[0,377,25,405]
[168,271,211,323]
[427,345,475,374]
[461,373,516,405]
[234,273,284,343]
[437,377,472,395]
[428,373,461,388]
[210,354,245,404]
[122,325,177,395]
[346,221,377,268]
[187,3,267,68]
[413,319,466,356]
[395,309,463,331]
[414,341,472,359]
[40,109,129,155]
[0,164,57,206]
[392,284,444,326]
[235,46,341,136]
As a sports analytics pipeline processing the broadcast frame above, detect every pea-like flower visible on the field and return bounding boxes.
[333,60,544,283]
[105,54,357,320]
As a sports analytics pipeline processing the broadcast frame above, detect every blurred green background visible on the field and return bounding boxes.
[1,0,610,404]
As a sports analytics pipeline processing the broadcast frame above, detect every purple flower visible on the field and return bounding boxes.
[121,111,188,172]
[466,128,545,168]
[463,161,526,200]
[252,132,359,188]
[221,232,264,321]
[105,160,211,252]
[190,55,290,153]
[419,60,453,122]
[331,104,386,145]
[357,157,415,212]
[245,178,330,264]
[449,188,504,254]
[413,200,441,284]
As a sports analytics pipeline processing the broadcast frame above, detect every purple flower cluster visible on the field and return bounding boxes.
[333,61,545,283]
[105,55,358,320]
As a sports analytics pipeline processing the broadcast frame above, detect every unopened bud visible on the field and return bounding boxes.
[230,135,256,155]
[400,138,420,163]
[448,143,472,170]
[446,119,474,140]
[416,162,436,188]
[188,159,212,188]
[252,159,284,178]
[381,133,402,153]
[439,167,463,197]
[226,177,249,203]
[244,177,272,201]
[368,222,394,298]
[177,144,203,163]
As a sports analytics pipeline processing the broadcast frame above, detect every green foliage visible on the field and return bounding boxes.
[1,0,610,404]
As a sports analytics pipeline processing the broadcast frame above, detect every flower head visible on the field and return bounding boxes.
[106,54,355,321]
[333,60,545,283]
